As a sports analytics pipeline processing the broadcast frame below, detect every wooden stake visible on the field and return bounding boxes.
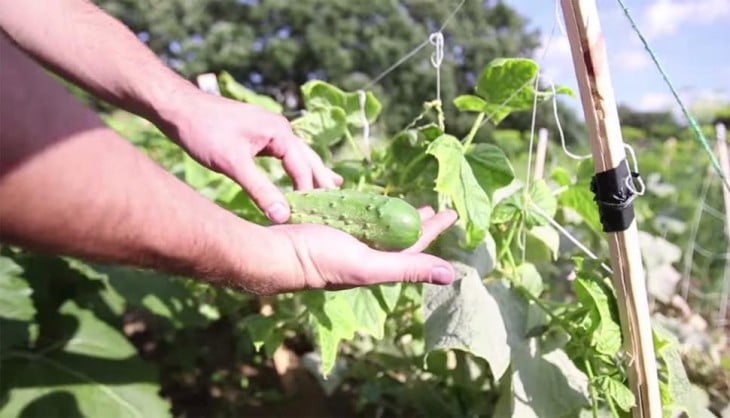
[560,1,662,417]
[533,128,549,180]
[716,123,730,325]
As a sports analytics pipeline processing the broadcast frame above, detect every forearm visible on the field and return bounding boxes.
[0,0,194,125]
[0,37,284,294]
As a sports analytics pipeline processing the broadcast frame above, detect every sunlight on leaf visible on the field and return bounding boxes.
[426,135,491,248]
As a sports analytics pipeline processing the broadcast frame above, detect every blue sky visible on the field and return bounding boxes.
[504,0,729,115]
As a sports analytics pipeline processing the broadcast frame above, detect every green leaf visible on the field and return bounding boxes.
[526,225,560,262]
[300,80,381,126]
[453,94,488,113]
[301,80,346,110]
[471,58,574,125]
[465,143,515,197]
[0,301,172,418]
[550,166,573,187]
[476,58,539,104]
[302,291,356,377]
[423,262,511,381]
[554,85,576,97]
[516,263,543,297]
[574,278,622,356]
[303,287,387,377]
[374,283,401,313]
[0,256,35,322]
[291,106,348,146]
[338,287,387,339]
[426,135,491,249]
[218,71,283,113]
[0,256,36,350]
[490,200,520,225]
[474,58,538,124]
[559,185,603,235]
[433,225,497,278]
[524,179,557,227]
[597,376,635,412]
[488,282,590,418]
[494,344,591,418]
[343,90,382,127]
[88,265,208,329]
[652,323,713,418]
[183,153,223,191]
[241,314,284,358]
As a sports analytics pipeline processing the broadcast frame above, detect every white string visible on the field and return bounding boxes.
[694,244,729,260]
[702,203,726,220]
[554,0,568,36]
[361,0,465,90]
[530,203,614,275]
[362,40,430,89]
[681,172,712,299]
[429,31,444,102]
[542,74,592,161]
[357,90,371,160]
[525,73,541,192]
[623,143,646,195]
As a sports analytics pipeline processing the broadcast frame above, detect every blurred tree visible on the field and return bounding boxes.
[617,104,679,139]
[93,0,551,136]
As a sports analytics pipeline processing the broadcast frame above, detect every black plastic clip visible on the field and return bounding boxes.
[590,158,641,233]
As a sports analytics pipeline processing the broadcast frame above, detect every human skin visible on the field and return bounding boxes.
[0,2,457,294]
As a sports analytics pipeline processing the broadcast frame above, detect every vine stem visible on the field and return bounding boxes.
[498,214,521,262]
[518,286,576,334]
[585,358,600,418]
[344,130,366,161]
[606,386,621,418]
[463,112,486,148]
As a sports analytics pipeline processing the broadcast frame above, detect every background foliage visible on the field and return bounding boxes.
[1,1,728,417]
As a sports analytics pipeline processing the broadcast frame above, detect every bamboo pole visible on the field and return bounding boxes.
[533,128,549,180]
[560,1,662,417]
[716,123,730,325]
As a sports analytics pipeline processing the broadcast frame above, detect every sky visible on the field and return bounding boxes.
[504,0,730,115]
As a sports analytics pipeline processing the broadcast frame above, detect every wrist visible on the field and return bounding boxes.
[210,215,300,295]
[141,77,201,136]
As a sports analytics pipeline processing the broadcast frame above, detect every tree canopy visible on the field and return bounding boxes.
[95,0,546,136]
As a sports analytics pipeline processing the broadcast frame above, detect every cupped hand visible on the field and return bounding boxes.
[160,90,342,223]
[268,207,459,292]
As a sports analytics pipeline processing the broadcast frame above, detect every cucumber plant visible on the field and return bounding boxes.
[0,58,709,418]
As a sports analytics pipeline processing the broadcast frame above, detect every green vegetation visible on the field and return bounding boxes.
[1,1,728,417]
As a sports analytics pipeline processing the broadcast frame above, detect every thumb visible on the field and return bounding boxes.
[230,158,290,224]
[353,251,455,286]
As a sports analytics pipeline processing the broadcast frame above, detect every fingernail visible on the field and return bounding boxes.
[266,202,289,223]
[431,266,454,285]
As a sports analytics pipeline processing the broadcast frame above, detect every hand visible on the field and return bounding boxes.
[266,207,458,293]
[159,89,342,223]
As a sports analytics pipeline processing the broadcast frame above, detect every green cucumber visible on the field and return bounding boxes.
[285,189,422,251]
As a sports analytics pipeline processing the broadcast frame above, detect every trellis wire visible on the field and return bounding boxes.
[614,0,730,193]
[361,0,465,90]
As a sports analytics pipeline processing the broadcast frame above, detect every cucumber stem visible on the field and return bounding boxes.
[463,112,486,148]
[585,358,600,418]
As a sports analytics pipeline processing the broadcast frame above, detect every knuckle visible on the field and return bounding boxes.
[402,268,423,284]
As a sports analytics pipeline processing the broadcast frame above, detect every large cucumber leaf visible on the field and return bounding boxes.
[0,301,172,418]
